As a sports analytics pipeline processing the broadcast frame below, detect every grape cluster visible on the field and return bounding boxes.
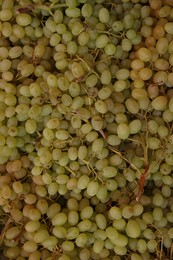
[0,0,173,259]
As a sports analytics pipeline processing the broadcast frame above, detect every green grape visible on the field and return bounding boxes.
[112,218,126,232]
[122,205,133,219]
[125,220,141,238]
[75,233,88,247]
[95,34,109,49]
[87,180,99,197]
[65,8,81,18]
[23,240,38,253]
[147,239,157,253]
[112,21,124,32]
[100,69,112,85]
[68,210,79,226]
[106,226,119,244]
[42,236,58,251]
[95,214,107,230]
[108,206,122,220]
[104,43,116,55]
[117,123,130,139]
[116,69,130,80]
[98,7,110,23]
[81,3,93,17]
[93,238,104,254]
[122,38,132,51]
[101,166,117,178]
[152,193,164,207]
[4,246,20,258]
[165,22,173,34]
[77,175,90,190]
[77,219,92,232]
[51,212,68,226]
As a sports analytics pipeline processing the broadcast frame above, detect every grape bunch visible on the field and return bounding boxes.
[0,0,173,259]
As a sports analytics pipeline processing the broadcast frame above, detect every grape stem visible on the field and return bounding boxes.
[108,146,142,177]
[64,165,76,176]
[0,217,12,246]
[135,164,148,202]
[13,226,25,242]
[136,116,149,201]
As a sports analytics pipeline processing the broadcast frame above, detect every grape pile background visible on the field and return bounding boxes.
[0,0,173,259]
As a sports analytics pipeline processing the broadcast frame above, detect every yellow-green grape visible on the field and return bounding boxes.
[46,204,61,221]
[52,212,67,226]
[148,137,161,150]
[87,180,99,197]
[95,34,109,49]
[114,234,128,248]
[106,227,119,244]
[75,233,88,248]
[165,22,173,35]
[131,253,143,260]
[23,240,38,253]
[77,175,90,190]
[125,98,139,114]
[25,220,41,233]
[95,214,107,230]
[122,205,133,219]
[77,219,92,232]
[116,69,130,80]
[108,206,122,220]
[125,220,141,238]
[71,62,85,78]
[66,227,79,240]
[42,236,58,251]
[113,219,126,232]
[4,246,20,258]
[5,226,20,240]
[52,226,67,239]
[147,239,157,253]
[1,184,12,199]
[117,123,130,140]
[132,88,148,100]
[61,240,75,252]
[137,47,152,62]
[33,229,49,244]
[114,80,126,92]
[101,166,117,178]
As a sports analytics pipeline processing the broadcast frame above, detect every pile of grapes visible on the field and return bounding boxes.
[1,0,173,259]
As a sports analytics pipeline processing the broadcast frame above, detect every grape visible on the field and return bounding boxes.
[137,47,152,62]
[42,236,58,251]
[106,227,119,244]
[125,220,141,238]
[108,206,122,220]
[95,34,109,49]
[117,123,130,139]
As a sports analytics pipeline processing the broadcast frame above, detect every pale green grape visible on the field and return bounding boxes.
[125,98,139,114]
[125,220,141,238]
[112,21,124,32]
[106,227,119,244]
[117,123,130,139]
[87,180,99,197]
[122,205,133,219]
[108,206,122,220]
[95,214,107,230]
[75,233,88,247]
[95,34,109,49]
[147,239,157,253]
[42,236,58,251]
[23,240,38,253]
